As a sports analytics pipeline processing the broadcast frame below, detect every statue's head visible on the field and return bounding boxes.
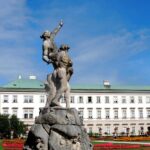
[40,31,51,39]
[59,44,70,51]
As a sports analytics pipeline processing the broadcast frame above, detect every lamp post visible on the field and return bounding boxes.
[10,130,14,139]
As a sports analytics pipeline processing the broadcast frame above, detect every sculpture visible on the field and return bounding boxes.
[41,20,73,108]
[45,44,73,108]
[40,20,63,65]
[23,21,92,150]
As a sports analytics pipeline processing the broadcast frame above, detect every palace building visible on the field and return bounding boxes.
[0,75,150,136]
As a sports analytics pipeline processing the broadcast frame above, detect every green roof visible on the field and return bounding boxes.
[71,84,150,91]
[3,78,45,89]
[2,78,150,91]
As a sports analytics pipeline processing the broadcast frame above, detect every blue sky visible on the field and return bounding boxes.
[0,0,150,85]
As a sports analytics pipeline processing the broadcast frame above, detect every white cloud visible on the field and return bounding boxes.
[71,29,150,84]
[0,0,150,86]
[0,0,40,83]
[74,30,150,63]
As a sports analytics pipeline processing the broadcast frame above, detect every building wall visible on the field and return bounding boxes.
[61,91,150,135]
[0,90,150,135]
[0,91,46,125]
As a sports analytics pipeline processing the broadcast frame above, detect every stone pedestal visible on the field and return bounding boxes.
[23,107,93,150]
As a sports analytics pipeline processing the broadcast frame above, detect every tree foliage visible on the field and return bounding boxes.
[0,114,10,138]
[0,114,26,138]
[10,115,26,137]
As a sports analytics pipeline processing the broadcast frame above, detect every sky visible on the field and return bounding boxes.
[0,0,150,86]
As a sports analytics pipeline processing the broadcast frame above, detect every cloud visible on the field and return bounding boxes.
[0,0,90,85]
[74,30,150,63]
[0,0,150,86]
[71,29,150,84]
[0,0,40,83]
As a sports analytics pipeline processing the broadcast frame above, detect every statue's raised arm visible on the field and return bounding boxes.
[51,20,64,39]
[40,20,64,65]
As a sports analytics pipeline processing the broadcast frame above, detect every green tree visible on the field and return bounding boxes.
[0,114,26,138]
[10,115,26,138]
[0,114,10,138]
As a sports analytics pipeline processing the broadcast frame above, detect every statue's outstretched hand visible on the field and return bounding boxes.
[59,20,64,27]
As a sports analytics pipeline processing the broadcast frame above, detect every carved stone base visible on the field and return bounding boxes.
[23,107,93,150]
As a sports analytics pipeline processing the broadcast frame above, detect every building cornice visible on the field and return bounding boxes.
[1,87,150,94]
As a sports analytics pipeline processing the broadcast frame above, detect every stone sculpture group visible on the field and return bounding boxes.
[23,21,92,150]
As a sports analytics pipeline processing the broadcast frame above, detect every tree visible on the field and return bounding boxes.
[0,114,26,138]
[10,115,26,138]
[0,114,10,138]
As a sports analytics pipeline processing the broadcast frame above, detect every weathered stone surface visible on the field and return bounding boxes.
[24,124,49,150]
[51,124,81,137]
[48,130,82,150]
[35,108,82,126]
[35,111,68,125]
[24,108,92,150]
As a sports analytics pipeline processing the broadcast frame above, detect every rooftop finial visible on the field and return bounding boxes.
[18,75,22,80]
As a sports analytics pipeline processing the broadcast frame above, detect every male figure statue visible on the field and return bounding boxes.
[50,44,73,108]
[40,20,63,67]
[57,44,73,81]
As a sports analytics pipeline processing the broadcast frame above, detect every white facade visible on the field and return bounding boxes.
[64,91,150,135]
[0,78,150,136]
[0,91,46,126]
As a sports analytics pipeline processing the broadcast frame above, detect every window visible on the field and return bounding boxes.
[3,95,8,103]
[113,96,118,103]
[96,96,101,103]
[29,96,33,103]
[61,95,65,103]
[23,108,34,119]
[3,108,9,114]
[70,96,74,103]
[105,109,110,119]
[78,96,83,103]
[131,126,135,135]
[122,108,127,119]
[40,95,45,103]
[130,96,135,103]
[114,109,118,119]
[138,109,143,118]
[12,95,17,103]
[126,128,130,134]
[89,127,93,133]
[138,96,142,103]
[98,127,102,134]
[122,96,126,104]
[87,96,92,103]
[146,97,150,103]
[24,96,33,103]
[105,96,109,103]
[12,108,18,116]
[96,108,101,119]
[88,109,93,119]
[130,108,135,119]
[147,109,150,118]
[78,108,84,118]
[139,127,144,135]
[106,126,111,135]
[24,96,28,103]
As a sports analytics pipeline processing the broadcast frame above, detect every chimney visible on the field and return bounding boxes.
[29,75,37,80]
[18,75,22,80]
[103,80,111,88]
